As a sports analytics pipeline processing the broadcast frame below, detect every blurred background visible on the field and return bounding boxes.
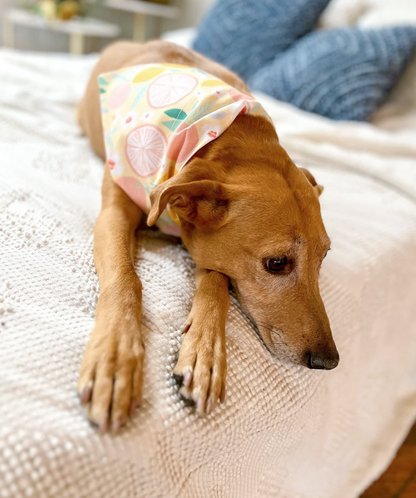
[1,0,415,123]
[2,0,416,54]
[0,0,211,53]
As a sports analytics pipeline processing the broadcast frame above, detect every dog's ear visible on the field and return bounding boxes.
[148,160,236,229]
[299,167,324,197]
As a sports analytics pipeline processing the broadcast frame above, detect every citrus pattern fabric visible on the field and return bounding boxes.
[98,63,270,236]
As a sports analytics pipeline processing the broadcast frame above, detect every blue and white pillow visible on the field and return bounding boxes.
[248,27,416,121]
[193,0,332,81]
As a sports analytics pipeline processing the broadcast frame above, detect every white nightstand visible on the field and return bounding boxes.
[3,8,121,54]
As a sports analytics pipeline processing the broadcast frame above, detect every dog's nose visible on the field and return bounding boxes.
[307,351,339,370]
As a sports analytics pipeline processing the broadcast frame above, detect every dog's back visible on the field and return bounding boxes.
[78,40,250,160]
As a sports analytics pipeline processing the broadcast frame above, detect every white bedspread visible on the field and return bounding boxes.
[1,49,416,498]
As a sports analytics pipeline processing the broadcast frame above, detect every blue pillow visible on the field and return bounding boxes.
[193,0,332,81]
[247,27,416,121]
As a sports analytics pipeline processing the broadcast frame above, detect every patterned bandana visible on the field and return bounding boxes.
[99,63,270,236]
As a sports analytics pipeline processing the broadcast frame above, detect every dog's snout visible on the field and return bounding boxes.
[307,351,339,370]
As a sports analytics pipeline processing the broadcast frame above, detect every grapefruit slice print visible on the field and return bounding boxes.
[148,73,197,108]
[125,125,167,177]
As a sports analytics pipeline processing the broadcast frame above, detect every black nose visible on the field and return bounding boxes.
[308,352,339,370]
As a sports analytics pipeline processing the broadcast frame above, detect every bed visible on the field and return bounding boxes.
[0,42,416,497]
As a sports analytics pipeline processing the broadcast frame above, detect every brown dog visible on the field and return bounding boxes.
[77,40,339,433]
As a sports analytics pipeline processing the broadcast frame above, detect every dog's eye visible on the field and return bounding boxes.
[265,257,287,273]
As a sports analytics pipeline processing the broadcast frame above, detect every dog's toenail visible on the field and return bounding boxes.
[180,321,191,334]
[183,371,193,387]
[206,398,214,414]
[129,398,138,417]
[179,394,195,407]
[220,385,226,403]
[80,385,92,404]
[196,397,205,415]
[173,373,184,386]
[99,417,109,434]
[111,417,125,433]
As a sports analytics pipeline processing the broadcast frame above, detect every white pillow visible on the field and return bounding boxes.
[321,0,416,29]
[319,0,373,28]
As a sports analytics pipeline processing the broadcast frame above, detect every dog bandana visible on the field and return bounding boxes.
[99,63,270,236]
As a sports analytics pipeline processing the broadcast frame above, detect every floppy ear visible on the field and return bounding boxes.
[147,176,235,230]
[299,167,324,197]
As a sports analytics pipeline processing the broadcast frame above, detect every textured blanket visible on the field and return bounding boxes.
[1,49,416,498]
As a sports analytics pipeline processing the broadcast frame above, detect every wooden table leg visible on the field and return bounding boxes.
[3,17,15,49]
[70,32,85,55]
[154,16,162,39]
[133,13,146,43]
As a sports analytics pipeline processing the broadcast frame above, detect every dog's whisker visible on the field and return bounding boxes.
[257,322,289,347]
[257,321,274,331]
[259,321,285,336]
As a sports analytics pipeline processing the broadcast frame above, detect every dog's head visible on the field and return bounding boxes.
[148,116,339,370]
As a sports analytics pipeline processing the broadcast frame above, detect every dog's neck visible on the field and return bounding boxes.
[193,115,281,172]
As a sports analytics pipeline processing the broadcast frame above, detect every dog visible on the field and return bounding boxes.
[77,40,339,433]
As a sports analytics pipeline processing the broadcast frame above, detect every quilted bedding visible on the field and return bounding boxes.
[0,48,416,498]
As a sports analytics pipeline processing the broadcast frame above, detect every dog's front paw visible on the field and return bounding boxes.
[173,316,226,415]
[78,318,144,433]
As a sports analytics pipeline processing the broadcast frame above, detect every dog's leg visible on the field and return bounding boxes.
[174,267,229,415]
[78,166,144,433]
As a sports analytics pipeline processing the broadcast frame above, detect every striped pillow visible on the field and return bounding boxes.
[247,27,416,121]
